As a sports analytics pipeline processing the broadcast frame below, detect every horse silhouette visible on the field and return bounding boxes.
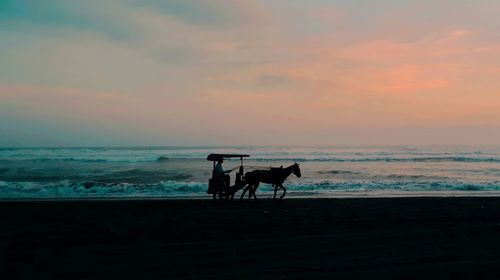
[240,163,301,200]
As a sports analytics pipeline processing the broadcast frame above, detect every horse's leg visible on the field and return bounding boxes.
[279,184,287,199]
[252,183,259,200]
[240,185,249,200]
[249,182,257,199]
[273,184,278,200]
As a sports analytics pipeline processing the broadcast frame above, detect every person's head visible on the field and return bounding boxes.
[217,158,223,164]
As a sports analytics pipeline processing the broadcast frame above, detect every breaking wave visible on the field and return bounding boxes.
[1,180,499,199]
[0,180,207,199]
[252,157,500,163]
[1,146,499,164]
[0,168,194,184]
[2,156,499,164]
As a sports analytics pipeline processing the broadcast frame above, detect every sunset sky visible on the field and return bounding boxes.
[1,0,499,146]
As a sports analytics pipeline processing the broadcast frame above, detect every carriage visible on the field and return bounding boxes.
[206,153,249,200]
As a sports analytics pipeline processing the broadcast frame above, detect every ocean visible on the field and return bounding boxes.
[1,146,499,199]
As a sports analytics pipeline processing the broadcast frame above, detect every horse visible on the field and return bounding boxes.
[240,163,301,200]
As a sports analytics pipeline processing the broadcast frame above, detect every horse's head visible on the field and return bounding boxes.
[292,162,302,178]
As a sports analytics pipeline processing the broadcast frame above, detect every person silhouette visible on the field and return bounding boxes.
[215,158,231,187]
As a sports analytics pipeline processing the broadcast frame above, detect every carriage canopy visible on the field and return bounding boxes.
[206,154,249,161]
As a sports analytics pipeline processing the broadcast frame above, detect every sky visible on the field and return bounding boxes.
[1,0,499,146]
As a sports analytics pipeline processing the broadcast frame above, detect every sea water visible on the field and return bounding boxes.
[0,146,499,198]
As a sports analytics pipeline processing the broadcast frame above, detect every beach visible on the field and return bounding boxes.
[3,197,500,279]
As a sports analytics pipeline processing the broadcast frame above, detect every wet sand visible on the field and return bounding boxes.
[2,197,500,279]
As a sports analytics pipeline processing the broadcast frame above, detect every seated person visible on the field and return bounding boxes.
[214,158,232,187]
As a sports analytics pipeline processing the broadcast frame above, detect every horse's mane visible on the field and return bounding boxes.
[269,166,284,174]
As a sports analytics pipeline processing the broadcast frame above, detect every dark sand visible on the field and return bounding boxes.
[2,197,500,279]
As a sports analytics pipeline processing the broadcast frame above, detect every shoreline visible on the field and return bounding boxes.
[3,190,500,202]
